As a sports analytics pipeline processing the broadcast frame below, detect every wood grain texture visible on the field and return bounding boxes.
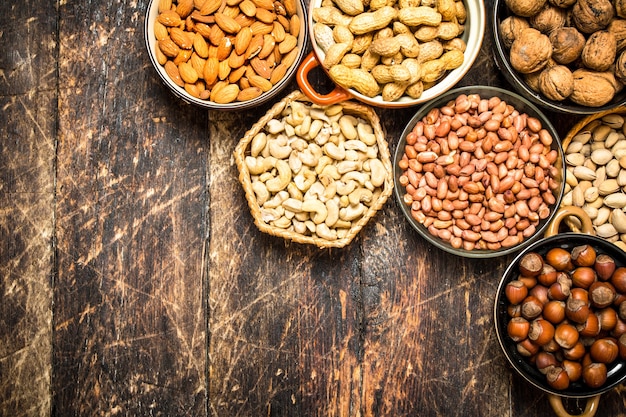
[0,1,57,416]
[52,0,208,415]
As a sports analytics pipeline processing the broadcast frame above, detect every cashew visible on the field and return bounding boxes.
[309,119,325,139]
[357,121,377,146]
[336,179,358,195]
[266,118,285,135]
[251,132,267,157]
[315,155,334,174]
[252,181,270,206]
[302,199,328,224]
[310,108,331,123]
[304,181,326,201]
[293,219,308,234]
[315,127,332,146]
[316,223,337,240]
[299,149,319,166]
[288,151,303,173]
[342,170,369,184]
[345,149,361,161]
[322,181,337,200]
[325,199,340,227]
[337,160,363,174]
[338,115,358,139]
[265,159,292,192]
[320,164,341,181]
[282,198,303,213]
[269,136,293,159]
[261,207,282,222]
[246,156,276,175]
[294,167,316,191]
[340,203,366,221]
[290,138,308,152]
[367,158,387,187]
[264,190,289,209]
[294,115,312,138]
[272,216,292,229]
[349,188,374,205]
[287,183,303,200]
[344,139,368,153]
[324,142,346,160]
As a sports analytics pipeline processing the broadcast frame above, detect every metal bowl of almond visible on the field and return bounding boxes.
[561,106,626,251]
[145,0,308,110]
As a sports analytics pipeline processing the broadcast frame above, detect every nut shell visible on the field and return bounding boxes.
[505,0,547,17]
[510,28,552,74]
[571,0,614,34]
[581,31,617,72]
[570,69,620,107]
[500,15,530,49]
[539,65,573,101]
[529,4,567,34]
[549,27,585,65]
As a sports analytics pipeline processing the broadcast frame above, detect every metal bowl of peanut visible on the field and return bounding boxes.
[145,0,308,110]
[394,85,566,258]
[297,0,485,108]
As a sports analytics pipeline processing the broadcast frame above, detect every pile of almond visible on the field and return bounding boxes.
[153,0,302,104]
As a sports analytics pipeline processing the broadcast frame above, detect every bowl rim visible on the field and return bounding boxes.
[491,0,626,115]
[306,0,486,108]
[393,85,566,258]
[144,0,309,110]
[493,232,626,398]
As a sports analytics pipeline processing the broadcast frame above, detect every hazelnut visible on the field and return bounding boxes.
[519,252,544,277]
[535,351,559,374]
[590,338,619,363]
[510,28,552,74]
[546,247,574,271]
[611,267,626,293]
[571,244,596,267]
[539,65,573,101]
[529,318,556,345]
[571,266,597,289]
[505,280,529,304]
[581,31,617,72]
[582,362,608,388]
[500,15,530,49]
[589,281,616,308]
[507,317,531,341]
[571,0,614,34]
[594,254,616,280]
[561,360,582,382]
[546,366,570,390]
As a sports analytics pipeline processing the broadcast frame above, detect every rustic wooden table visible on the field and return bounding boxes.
[1,0,625,416]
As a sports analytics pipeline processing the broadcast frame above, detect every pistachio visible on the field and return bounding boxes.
[596,223,618,238]
[604,193,626,208]
[611,208,626,233]
[573,165,597,181]
[598,179,620,195]
[590,148,614,165]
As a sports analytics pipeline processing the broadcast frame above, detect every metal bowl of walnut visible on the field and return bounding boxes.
[145,0,308,110]
[493,0,626,115]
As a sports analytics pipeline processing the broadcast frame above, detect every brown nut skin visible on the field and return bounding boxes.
[549,27,585,65]
[571,0,614,34]
[581,31,617,72]
[529,4,567,34]
[615,50,626,85]
[608,18,626,52]
[500,15,530,49]
[510,28,552,74]
[582,362,608,388]
[570,69,621,107]
[539,65,573,101]
[548,0,575,7]
[505,0,547,18]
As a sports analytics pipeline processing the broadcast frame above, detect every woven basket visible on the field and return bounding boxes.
[561,106,626,236]
[234,90,393,248]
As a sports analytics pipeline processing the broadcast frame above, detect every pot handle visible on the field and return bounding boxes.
[544,206,594,238]
[548,394,600,417]
[296,51,352,106]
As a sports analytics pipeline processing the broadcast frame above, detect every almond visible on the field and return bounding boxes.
[255,8,276,24]
[228,50,246,69]
[251,0,275,10]
[155,45,168,65]
[184,82,202,98]
[170,27,194,49]
[250,21,274,36]
[158,10,183,27]
[248,74,274,91]
[234,14,256,27]
[271,20,286,42]
[199,0,221,15]
[203,57,220,85]
[190,52,207,78]
[216,37,233,61]
[289,14,300,37]
[176,0,195,18]
[283,0,297,16]
[208,23,226,46]
[173,48,192,65]
[239,0,257,17]
[193,22,213,38]
[280,46,299,68]
[237,86,263,101]
[278,34,297,54]
[218,59,232,80]
[193,32,210,58]
[228,66,247,83]
[158,38,181,58]
[214,12,242,34]
[211,83,240,103]
[250,57,273,79]
[258,34,276,59]
[269,62,288,84]
[153,20,170,41]
[190,12,215,24]
[165,60,185,87]
[245,34,265,59]
[234,27,253,55]
[158,0,173,13]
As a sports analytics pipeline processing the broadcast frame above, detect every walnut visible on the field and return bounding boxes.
[615,50,626,84]
[570,68,621,106]
[529,5,567,33]
[504,0,547,18]
[571,0,614,34]
[525,71,542,92]
[581,31,617,72]
[550,27,585,64]
[617,0,626,19]
[548,0,576,8]
[499,15,530,49]
[539,65,574,100]
[608,19,626,52]
[510,28,552,73]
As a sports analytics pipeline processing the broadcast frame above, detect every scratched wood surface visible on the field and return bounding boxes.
[1,0,626,416]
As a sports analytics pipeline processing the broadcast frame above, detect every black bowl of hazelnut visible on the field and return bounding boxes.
[494,206,626,414]
[492,0,626,114]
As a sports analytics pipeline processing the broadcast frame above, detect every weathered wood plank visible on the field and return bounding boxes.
[0,1,57,415]
[53,1,208,415]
